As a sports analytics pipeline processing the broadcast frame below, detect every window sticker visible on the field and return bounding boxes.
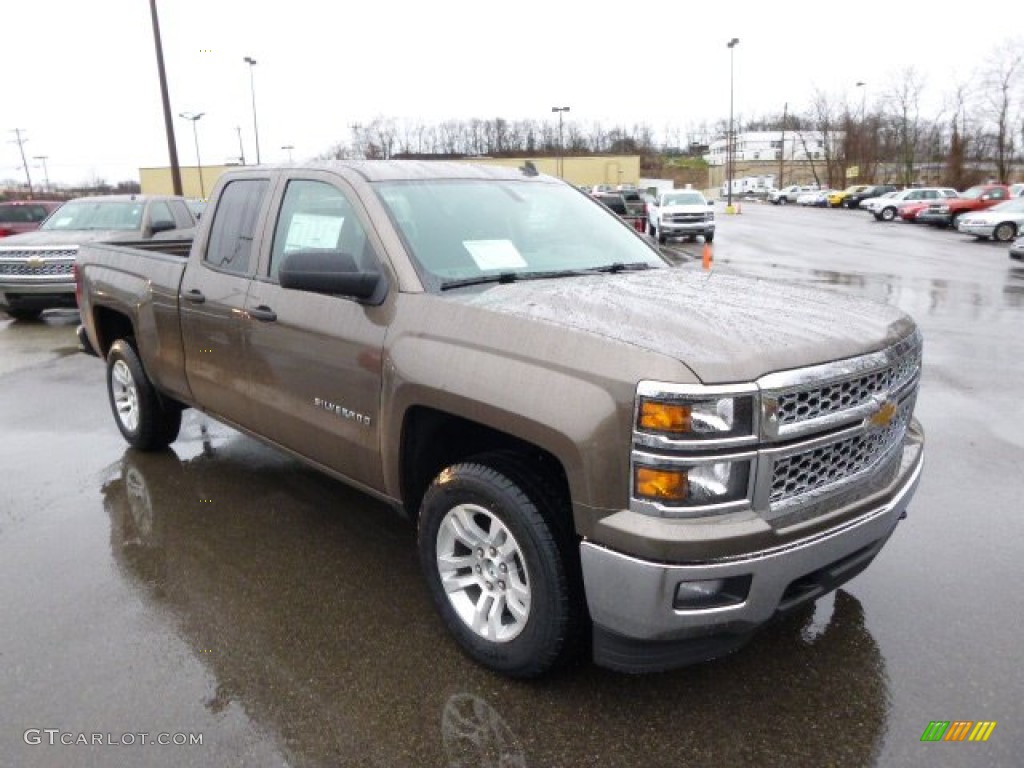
[463,239,527,270]
[284,213,344,253]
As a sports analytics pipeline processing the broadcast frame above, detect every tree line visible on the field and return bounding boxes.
[319,38,1023,190]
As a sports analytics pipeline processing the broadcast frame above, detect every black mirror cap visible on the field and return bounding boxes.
[279,250,386,303]
[150,220,176,234]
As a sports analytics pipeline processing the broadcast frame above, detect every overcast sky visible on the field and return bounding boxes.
[3,0,1020,186]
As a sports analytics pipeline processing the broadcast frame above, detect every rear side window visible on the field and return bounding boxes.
[204,180,268,275]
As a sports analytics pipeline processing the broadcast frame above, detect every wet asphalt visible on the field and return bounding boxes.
[1,204,1021,767]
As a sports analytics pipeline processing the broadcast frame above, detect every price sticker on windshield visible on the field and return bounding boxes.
[463,240,526,270]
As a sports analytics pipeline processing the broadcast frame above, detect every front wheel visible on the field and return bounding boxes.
[106,339,182,451]
[993,222,1017,242]
[417,457,582,678]
[704,232,715,244]
[777,197,787,206]
[880,207,896,222]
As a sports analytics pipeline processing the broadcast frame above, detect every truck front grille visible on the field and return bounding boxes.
[769,396,914,505]
[0,261,75,276]
[775,346,920,426]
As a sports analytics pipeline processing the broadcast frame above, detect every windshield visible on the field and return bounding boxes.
[662,193,705,206]
[41,200,144,231]
[0,204,53,223]
[373,179,664,290]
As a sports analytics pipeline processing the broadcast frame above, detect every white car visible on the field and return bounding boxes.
[864,188,959,221]
[957,197,1024,242]
[770,185,817,205]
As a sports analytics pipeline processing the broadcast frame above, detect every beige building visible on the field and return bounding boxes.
[140,156,642,197]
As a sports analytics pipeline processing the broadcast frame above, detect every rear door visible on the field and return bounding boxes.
[180,176,273,427]
[242,172,389,489]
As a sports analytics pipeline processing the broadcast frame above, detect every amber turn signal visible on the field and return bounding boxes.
[634,467,688,501]
[638,401,692,433]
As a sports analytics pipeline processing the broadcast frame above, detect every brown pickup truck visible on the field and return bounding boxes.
[77,161,925,677]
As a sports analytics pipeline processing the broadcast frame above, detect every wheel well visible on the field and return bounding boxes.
[400,406,571,521]
[92,307,135,357]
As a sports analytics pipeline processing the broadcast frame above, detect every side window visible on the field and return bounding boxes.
[169,200,193,228]
[149,201,175,230]
[269,179,374,282]
[204,179,269,275]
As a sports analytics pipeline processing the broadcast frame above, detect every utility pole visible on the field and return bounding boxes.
[33,155,50,194]
[11,129,35,197]
[778,102,787,188]
[236,126,246,165]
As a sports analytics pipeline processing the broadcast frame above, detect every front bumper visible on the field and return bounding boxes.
[0,280,77,311]
[582,426,923,672]
[957,222,994,238]
[916,212,952,226]
[659,221,715,236]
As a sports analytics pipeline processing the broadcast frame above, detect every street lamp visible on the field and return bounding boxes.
[281,145,294,163]
[243,57,261,164]
[178,111,206,199]
[551,106,570,178]
[726,38,740,211]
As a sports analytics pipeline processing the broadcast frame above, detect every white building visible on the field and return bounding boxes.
[705,131,840,166]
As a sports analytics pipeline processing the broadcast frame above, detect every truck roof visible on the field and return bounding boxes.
[243,160,556,183]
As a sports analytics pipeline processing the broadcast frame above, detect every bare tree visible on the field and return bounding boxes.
[884,67,926,185]
[979,39,1023,182]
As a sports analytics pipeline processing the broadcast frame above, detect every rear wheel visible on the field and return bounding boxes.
[106,339,182,451]
[993,222,1016,242]
[417,455,583,678]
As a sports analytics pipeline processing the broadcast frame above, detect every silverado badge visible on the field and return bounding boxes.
[868,397,898,429]
[26,255,46,268]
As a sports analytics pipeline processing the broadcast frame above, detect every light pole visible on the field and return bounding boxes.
[236,125,246,165]
[178,112,206,199]
[148,0,182,195]
[551,106,570,178]
[856,81,867,182]
[281,145,294,163]
[726,38,740,211]
[33,156,50,194]
[243,57,261,164]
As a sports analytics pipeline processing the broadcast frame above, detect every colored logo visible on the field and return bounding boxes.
[921,721,997,742]
[868,397,898,429]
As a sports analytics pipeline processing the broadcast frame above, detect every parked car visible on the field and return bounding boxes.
[898,201,933,223]
[1010,233,1024,260]
[0,200,63,238]
[864,188,959,221]
[592,192,629,216]
[0,194,196,320]
[917,184,1011,229]
[1009,183,1024,198]
[827,185,871,208]
[843,185,898,209]
[956,197,1024,242]
[769,185,816,205]
[857,190,898,212]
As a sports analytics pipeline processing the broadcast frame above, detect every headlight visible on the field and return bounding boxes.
[636,393,755,442]
[633,459,751,507]
[705,212,715,221]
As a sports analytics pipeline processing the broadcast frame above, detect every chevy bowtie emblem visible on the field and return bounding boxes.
[868,398,898,428]
[26,255,45,268]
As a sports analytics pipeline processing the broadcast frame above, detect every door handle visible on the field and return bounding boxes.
[183,289,206,304]
[248,305,277,322]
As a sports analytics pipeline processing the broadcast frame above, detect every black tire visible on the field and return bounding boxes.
[777,197,787,206]
[657,230,667,244]
[647,220,656,237]
[5,308,42,321]
[106,339,182,451]
[704,232,715,244]
[417,455,583,678]
[949,213,961,231]
[880,207,896,222]
[993,222,1017,243]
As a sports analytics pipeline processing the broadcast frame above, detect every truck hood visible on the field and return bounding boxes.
[458,268,915,383]
[0,229,136,248]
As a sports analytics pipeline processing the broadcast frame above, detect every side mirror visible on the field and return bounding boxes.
[150,220,176,235]
[279,249,383,301]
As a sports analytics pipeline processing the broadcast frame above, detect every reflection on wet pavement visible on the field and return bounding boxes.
[103,440,889,766]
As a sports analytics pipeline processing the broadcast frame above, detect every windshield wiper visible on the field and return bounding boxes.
[440,263,654,291]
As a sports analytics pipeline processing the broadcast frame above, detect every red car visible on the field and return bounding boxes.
[0,200,63,238]
[899,201,932,223]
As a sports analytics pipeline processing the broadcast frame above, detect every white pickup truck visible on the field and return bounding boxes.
[645,189,715,244]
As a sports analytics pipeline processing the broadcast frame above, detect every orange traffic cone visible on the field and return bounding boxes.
[702,242,713,270]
